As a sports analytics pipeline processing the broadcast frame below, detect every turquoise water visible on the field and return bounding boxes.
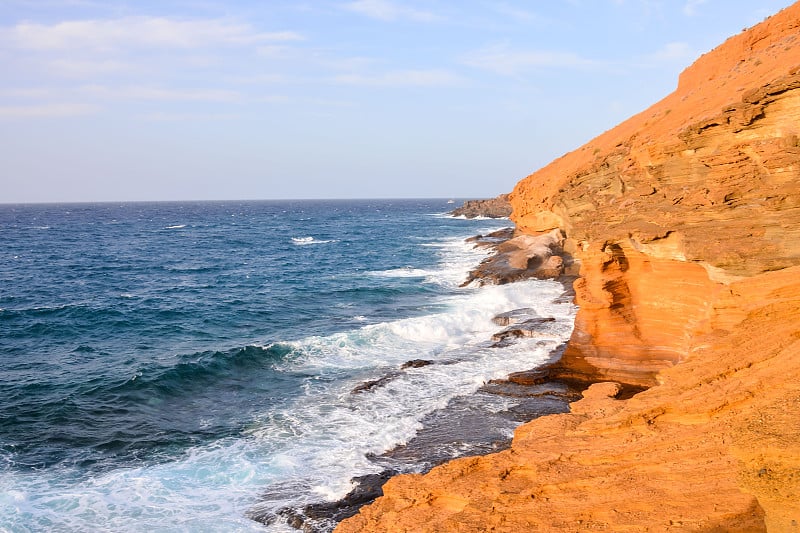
[0,200,575,532]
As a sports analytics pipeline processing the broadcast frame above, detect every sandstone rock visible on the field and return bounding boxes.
[449,194,512,218]
[507,0,800,387]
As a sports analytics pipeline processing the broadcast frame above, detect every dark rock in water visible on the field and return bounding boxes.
[351,373,399,393]
[352,361,435,393]
[465,227,515,249]
[301,471,398,524]
[505,368,553,386]
[373,376,584,474]
[491,317,557,342]
[262,471,399,532]
[372,393,522,471]
[489,337,517,349]
[449,194,512,218]
[481,378,584,402]
[491,307,540,326]
[401,359,433,369]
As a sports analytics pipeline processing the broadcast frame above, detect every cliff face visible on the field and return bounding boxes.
[511,5,800,388]
[337,3,800,532]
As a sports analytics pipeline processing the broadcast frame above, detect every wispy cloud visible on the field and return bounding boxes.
[332,69,465,87]
[1,17,303,51]
[78,84,243,102]
[491,3,544,24]
[48,58,131,76]
[645,41,693,62]
[462,44,598,75]
[341,0,440,22]
[683,0,708,17]
[0,102,98,118]
[140,111,242,121]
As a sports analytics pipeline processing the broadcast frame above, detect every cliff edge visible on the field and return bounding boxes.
[338,3,800,531]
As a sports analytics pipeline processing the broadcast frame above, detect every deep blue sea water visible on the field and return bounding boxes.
[0,200,575,532]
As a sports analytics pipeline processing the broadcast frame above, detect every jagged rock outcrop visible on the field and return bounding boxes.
[337,3,800,532]
[449,194,512,218]
[461,229,572,286]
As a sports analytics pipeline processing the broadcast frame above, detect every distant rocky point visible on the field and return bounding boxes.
[449,194,511,218]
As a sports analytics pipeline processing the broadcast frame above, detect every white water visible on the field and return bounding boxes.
[0,231,576,533]
[291,236,337,246]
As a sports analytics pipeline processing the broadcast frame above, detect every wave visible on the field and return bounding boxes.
[291,236,336,246]
[165,224,187,229]
[0,344,297,473]
[368,267,432,278]
[123,344,295,394]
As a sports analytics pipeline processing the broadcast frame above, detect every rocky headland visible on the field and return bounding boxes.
[337,3,800,532]
[449,194,512,218]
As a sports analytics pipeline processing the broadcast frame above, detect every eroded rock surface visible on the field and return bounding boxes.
[462,228,575,286]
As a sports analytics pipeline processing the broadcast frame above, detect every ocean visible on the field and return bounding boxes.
[0,200,576,532]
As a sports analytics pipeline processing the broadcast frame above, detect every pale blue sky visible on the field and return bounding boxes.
[0,0,794,202]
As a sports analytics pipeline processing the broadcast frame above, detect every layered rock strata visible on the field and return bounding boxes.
[337,3,800,531]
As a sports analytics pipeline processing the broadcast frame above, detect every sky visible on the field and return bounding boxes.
[0,0,795,203]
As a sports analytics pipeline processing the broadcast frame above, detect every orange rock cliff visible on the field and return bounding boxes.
[337,3,800,532]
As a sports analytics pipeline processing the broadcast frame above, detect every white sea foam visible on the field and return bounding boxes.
[368,267,431,278]
[165,224,187,229]
[291,236,336,246]
[430,213,510,221]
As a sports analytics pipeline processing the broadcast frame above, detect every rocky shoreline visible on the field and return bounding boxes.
[336,4,800,532]
[251,228,584,532]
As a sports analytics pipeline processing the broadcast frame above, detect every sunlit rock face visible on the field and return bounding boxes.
[510,3,800,387]
[336,3,800,532]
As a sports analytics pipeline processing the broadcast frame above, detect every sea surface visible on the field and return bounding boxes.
[0,200,576,532]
